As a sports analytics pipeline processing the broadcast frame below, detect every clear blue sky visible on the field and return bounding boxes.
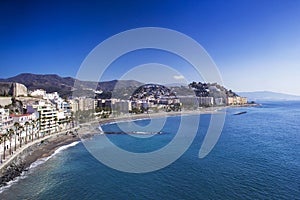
[1,0,300,95]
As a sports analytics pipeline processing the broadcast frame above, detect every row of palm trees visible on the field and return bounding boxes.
[0,116,74,164]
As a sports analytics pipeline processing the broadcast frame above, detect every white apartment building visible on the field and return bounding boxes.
[78,97,96,111]
[198,97,214,106]
[46,92,60,101]
[10,113,38,126]
[69,99,79,113]
[178,96,199,107]
[215,98,224,105]
[30,89,47,98]
[33,102,58,135]
[0,108,13,134]
[111,100,132,114]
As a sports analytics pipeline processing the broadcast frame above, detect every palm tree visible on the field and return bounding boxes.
[36,120,41,139]
[7,129,14,155]
[40,119,46,138]
[19,126,24,148]
[0,135,3,163]
[24,121,30,144]
[2,133,7,160]
[31,120,35,142]
[64,116,68,130]
[13,122,20,151]
[70,112,74,129]
[67,116,71,130]
[71,115,75,129]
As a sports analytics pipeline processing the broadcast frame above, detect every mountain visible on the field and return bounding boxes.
[0,73,143,97]
[238,91,300,101]
[0,73,75,96]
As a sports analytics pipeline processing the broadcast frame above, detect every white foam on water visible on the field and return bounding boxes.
[0,173,25,194]
[29,141,80,170]
[0,141,80,193]
[98,126,104,132]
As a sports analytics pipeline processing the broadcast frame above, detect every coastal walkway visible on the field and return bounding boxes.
[0,126,79,172]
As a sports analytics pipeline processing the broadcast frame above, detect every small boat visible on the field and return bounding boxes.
[234,111,247,115]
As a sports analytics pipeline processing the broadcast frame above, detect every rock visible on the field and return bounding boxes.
[0,82,27,97]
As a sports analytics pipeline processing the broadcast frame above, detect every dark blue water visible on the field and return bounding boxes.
[1,101,299,199]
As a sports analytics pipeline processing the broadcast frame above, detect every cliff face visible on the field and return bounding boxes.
[0,82,14,96]
[0,82,27,97]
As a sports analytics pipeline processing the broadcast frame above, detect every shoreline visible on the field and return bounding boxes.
[0,104,259,188]
[92,106,227,127]
[94,103,259,127]
[0,128,82,188]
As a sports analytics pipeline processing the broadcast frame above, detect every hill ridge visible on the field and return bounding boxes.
[0,73,143,97]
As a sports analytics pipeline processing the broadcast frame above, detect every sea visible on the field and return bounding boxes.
[0,101,299,200]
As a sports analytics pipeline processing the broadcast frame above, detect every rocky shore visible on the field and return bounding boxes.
[0,132,81,187]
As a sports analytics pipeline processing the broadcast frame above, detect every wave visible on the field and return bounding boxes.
[29,141,80,170]
[0,173,26,194]
[98,126,104,132]
[0,141,80,193]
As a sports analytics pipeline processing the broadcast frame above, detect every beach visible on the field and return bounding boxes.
[0,129,80,187]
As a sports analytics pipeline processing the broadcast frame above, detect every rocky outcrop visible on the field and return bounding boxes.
[0,82,27,97]
[5,97,24,114]
[0,82,14,97]
[0,132,81,187]
[0,139,46,187]
[0,153,27,187]
[0,163,25,187]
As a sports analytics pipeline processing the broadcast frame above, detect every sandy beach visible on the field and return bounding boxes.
[22,134,80,169]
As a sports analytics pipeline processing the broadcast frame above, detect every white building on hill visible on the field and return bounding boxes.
[30,89,46,98]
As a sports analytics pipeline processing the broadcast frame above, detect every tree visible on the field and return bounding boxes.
[24,121,30,144]
[2,133,7,160]
[13,122,20,151]
[0,135,3,163]
[7,129,14,155]
[65,116,70,129]
[71,112,75,128]
[35,120,41,139]
[41,119,46,138]
[31,120,36,142]
[19,126,24,148]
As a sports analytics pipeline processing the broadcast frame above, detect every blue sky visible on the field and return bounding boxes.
[1,0,300,95]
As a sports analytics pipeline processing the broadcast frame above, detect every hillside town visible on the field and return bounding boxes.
[0,81,248,164]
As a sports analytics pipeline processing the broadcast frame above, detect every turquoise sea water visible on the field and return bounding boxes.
[0,101,299,199]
